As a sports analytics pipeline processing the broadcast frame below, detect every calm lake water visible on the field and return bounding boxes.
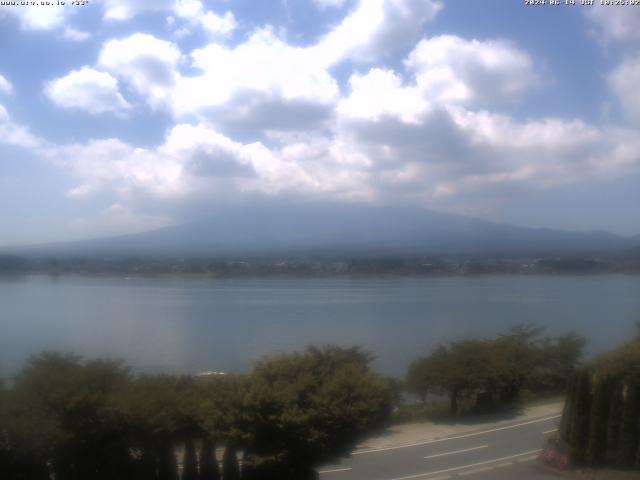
[1,274,639,377]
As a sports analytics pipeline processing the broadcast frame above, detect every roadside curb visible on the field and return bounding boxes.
[353,404,563,455]
[436,411,563,440]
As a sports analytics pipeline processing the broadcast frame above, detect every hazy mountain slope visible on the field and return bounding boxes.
[9,203,637,258]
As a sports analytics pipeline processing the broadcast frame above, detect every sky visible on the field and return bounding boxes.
[0,0,639,246]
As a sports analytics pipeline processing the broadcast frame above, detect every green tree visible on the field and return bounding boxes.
[406,357,437,402]
[240,346,392,479]
[587,376,612,467]
[407,326,583,417]
[118,375,198,480]
[199,437,220,480]
[569,369,592,465]
[5,353,132,480]
[559,374,576,443]
[617,382,640,468]
[182,438,198,480]
[196,374,246,479]
[408,341,496,415]
[531,331,585,392]
[491,326,540,403]
[606,384,624,465]
[447,340,497,412]
[222,445,240,480]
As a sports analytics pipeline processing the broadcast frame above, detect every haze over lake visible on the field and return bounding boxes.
[1,274,639,377]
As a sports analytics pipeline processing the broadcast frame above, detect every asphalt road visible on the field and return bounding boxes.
[318,414,561,480]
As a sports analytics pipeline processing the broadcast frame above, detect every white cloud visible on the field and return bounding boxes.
[38,25,639,215]
[331,92,640,212]
[98,34,182,109]
[173,0,237,38]
[102,0,237,38]
[1,0,639,241]
[1,4,73,30]
[46,123,369,204]
[314,0,442,64]
[0,74,12,95]
[102,0,175,21]
[51,137,186,199]
[586,6,640,42]
[63,27,91,42]
[198,10,237,37]
[444,108,609,196]
[32,102,640,229]
[601,129,640,175]
[185,28,335,106]
[405,35,538,107]
[337,35,537,123]
[151,0,441,61]
[33,101,640,222]
[96,30,339,128]
[0,104,43,148]
[609,54,640,123]
[69,204,172,239]
[163,0,441,129]
[78,0,441,131]
[171,27,339,128]
[450,108,601,152]
[45,67,131,115]
[338,68,428,123]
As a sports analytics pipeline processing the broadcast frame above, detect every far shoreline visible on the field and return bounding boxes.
[2,251,640,277]
[3,270,640,281]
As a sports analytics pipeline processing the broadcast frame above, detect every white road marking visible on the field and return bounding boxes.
[543,428,558,434]
[388,449,542,480]
[457,455,539,477]
[319,467,353,474]
[516,454,540,463]
[458,465,494,476]
[353,414,561,455]
[423,445,488,459]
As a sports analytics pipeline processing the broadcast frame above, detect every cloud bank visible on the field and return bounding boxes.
[0,0,639,241]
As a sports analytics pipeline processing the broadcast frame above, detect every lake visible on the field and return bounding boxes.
[1,274,639,377]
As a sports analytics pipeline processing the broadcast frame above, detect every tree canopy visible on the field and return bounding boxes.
[240,346,392,479]
[561,338,640,469]
[0,346,391,480]
[406,326,585,414]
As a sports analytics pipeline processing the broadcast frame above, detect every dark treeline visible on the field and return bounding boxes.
[0,327,592,479]
[406,326,585,415]
[2,253,640,277]
[560,332,640,470]
[0,347,392,480]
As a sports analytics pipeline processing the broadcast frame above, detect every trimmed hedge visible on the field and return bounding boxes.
[561,339,640,470]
